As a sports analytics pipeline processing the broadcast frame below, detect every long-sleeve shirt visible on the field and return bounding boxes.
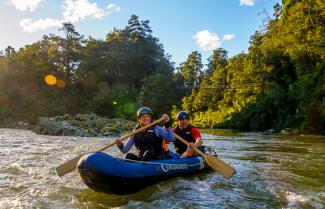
[119,125,175,153]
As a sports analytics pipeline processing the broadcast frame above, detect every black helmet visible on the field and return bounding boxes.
[137,107,153,119]
[176,111,189,121]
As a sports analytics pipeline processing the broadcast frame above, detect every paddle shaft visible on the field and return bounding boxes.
[97,117,164,151]
[56,117,164,177]
[174,133,236,179]
[174,134,205,156]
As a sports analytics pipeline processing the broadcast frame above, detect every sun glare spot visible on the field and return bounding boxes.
[44,74,57,86]
[113,101,117,105]
[123,103,136,113]
[56,79,66,88]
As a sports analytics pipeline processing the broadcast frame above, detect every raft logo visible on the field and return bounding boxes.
[161,164,188,172]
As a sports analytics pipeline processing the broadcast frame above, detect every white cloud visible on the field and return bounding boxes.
[106,4,120,14]
[193,30,221,51]
[19,18,61,33]
[8,0,44,11]
[223,34,235,41]
[18,0,121,33]
[62,0,107,23]
[240,0,256,6]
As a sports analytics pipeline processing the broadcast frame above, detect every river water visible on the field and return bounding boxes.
[0,128,324,209]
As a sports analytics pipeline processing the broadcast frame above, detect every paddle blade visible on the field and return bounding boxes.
[204,155,236,179]
[56,155,83,177]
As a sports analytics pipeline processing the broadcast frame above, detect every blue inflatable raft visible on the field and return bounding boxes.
[77,150,216,194]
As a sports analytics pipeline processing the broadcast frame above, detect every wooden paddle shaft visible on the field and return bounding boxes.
[56,117,165,177]
[174,132,236,179]
[174,134,205,156]
[98,117,165,152]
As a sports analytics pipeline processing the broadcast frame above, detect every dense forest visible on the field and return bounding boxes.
[0,0,324,134]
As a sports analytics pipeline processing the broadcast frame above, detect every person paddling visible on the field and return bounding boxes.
[115,107,174,161]
[173,111,203,157]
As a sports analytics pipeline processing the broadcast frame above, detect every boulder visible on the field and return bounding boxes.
[264,129,276,134]
[280,128,299,135]
[34,114,137,137]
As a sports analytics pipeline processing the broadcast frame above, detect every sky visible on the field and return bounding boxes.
[0,0,279,66]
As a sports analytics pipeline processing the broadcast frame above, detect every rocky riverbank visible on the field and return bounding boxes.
[8,113,137,137]
[4,113,307,137]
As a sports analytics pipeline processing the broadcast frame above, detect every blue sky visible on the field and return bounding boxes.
[0,0,278,66]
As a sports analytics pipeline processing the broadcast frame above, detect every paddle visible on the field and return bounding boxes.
[56,117,165,177]
[174,133,236,179]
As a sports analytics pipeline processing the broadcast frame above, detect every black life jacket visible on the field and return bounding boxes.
[173,125,195,154]
[133,124,163,156]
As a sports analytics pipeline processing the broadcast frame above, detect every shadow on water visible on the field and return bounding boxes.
[73,172,216,209]
[74,187,153,208]
[237,145,310,153]
[201,129,243,137]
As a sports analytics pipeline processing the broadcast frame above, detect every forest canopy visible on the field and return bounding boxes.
[0,0,324,134]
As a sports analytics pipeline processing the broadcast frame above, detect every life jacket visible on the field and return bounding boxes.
[133,124,164,157]
[173,125,196,154]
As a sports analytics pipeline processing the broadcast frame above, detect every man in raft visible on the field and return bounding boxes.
[115,107,175,161]
[173,111,203,157]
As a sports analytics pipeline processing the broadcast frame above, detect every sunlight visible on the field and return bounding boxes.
[44,74,57,86]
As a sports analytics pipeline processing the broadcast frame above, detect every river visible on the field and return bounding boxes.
[0,128,324,208]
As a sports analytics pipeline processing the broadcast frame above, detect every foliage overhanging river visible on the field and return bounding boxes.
[0,128,324,208]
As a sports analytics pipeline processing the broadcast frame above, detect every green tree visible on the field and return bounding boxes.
[178,51,203,91]
[57,22,84,81]
[206,48,228,77]
[138,73,176,117]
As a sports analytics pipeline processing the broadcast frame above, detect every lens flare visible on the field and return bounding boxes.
[123,103,136,114]
[44,74,57,86]
[56,79,66,88]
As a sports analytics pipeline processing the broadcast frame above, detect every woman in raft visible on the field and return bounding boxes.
[115,107,175,161]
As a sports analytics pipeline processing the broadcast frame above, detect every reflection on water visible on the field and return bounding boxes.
[201,129,243,137]
[0,128,324,208]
